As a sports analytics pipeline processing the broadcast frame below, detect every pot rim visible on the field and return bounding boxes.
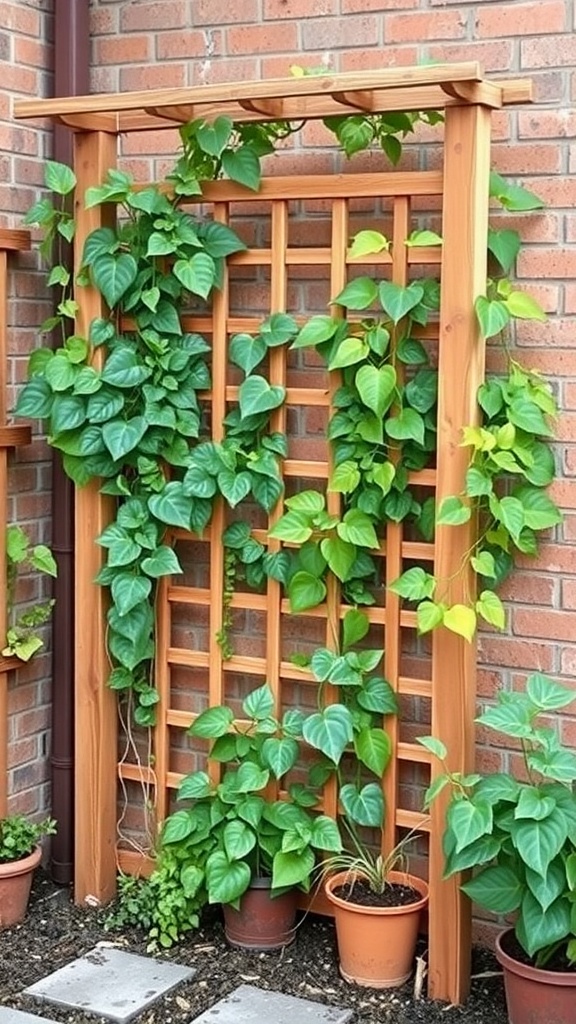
[324,868,429,916]
[495,928,576,986]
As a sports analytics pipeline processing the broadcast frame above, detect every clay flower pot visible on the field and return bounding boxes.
[495,928,576,1024]
[325,869,429,988]
[0,845,42,928]
[222,876,297,950]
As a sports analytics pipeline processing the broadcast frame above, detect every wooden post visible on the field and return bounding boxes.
[0,248,9,818]
[428,103,491,1003]
[73,130,118,903]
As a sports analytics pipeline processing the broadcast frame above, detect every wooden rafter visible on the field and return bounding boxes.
[14,63,532,134]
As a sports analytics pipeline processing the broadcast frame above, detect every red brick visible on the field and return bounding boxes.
[13,36,51,70]
[499,573,558,606]
[156,31,222,60]
[192,0,259,24]
[227,22,299,54]
[301,16,379,49]
[339,48,419,72]
[343,0,418,9]
[1,3,40,36]
[476,1,566,38]
[519,110,576,141]
[513,609,576,642]
[561,580,576,611]
[428,39,514,71]
[521,34,576,67]
[120,1,187,31]
[385,10,466,43]
[89,7,119,34]
[492,143,562,176]
[264,0,337,18]
[518,249,576,280]
[95,34,151,65]
[478,636,556,672]
[120,63,187,91]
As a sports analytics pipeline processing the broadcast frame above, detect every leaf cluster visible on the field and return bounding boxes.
[419,674,576,968]
[3,526,58,663]
[0,814,56,863]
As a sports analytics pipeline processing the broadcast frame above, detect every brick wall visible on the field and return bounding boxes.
[2,0,54,818]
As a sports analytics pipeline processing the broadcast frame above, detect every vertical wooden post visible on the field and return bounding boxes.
[73,130,118,903]
[428,103,491,1003]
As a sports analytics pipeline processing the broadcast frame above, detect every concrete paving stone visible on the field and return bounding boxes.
[0,1010,61,1024]
[189,984,353,1024]
[24,946,195,1024]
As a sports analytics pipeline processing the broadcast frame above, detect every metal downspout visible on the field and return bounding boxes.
[49,0,90,885]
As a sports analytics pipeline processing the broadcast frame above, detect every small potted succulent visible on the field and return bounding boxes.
[419,673,576,1024]
[160,683,342,950]
[0,814,56,928]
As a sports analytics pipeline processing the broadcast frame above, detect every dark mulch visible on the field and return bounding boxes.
[0,870,509,1024]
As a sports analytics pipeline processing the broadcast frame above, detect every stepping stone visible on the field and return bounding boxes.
[24,947,195,1024]
[190,984,353,1024]
[0,1011,61,1024]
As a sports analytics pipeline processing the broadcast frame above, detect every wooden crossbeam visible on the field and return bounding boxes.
[14,64,532,133]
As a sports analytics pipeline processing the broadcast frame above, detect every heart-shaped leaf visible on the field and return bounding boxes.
[239,375,286,417]
[355,364,396,418]
[92,253,138,308]
[302,704,353,764]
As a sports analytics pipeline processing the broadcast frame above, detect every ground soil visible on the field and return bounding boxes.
[332,879,421,908]
[0,870,509,1024]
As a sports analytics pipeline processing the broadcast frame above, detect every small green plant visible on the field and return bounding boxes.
[0,814,56,863]
[419,674,576,968]
[161,682,342,909]
[318,818,423,898]
[3,526,57,662]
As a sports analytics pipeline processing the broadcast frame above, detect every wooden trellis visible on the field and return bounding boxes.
[16,65,532,1003]
[0,228,31,816]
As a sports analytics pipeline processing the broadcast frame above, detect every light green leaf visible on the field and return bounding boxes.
[388,567,436,602]
[261,737,299,778]
[342,609,370,650]
[229,332,266,375]
[417,735,448,761]
[141,546,182,578]
[320,536,356,583]
[448,798,493,854]
[269,510,313,544]
[242,683,275,721]
[291,315,340,349]
[223,820,256,861]
[354,727,391,776]
[514,486,562,532]
[328,460,361,494]
[526,673,575,711]
[328,336,369,370]
[378,280,423,324]
[475,296,510,339]
[173,253,216,300]
[348,230,389,258]
[443,604,477,643]
[333,276,378,310]
[285,490,325,514]
[385,407,425,445]
[45,160,76,196]
[355,364,396,418]
[476,590,506,630]
[405,229,442,248]
[340,782,384,827]
[302,704,353,764]
[217,469,252,508]
[471,551,496,577]
[239,375,285,417]
[437,496,471,527]
[189,705,234,739]
[288,571,326,613]
[505,290,546,321]
[338,509,379,549]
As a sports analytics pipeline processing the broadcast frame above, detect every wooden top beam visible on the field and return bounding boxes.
[0,229,30,251]
[14,64,532,134]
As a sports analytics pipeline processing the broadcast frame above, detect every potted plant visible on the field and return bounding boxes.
[0,814,56,928]
[322,818,429,989]
[419,673,576,1024]
[159,682,342,949]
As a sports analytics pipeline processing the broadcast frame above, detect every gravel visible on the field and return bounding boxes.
[0,871,509,1024]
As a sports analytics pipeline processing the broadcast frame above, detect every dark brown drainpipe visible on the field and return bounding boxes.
[49,0,90,885]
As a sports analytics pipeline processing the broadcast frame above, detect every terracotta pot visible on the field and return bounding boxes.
[324,869,429,988]
[222,877,297,950]
[495,928,576,1024]
[0,845,42,929]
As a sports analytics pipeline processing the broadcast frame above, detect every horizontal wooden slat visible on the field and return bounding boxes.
[0,425,32,448]
[0,655,21,673]
[118,762,155,784]
[398,741,433,765]
[0,229,30,251]
[398,676,433,698]
[396,808,431,832]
